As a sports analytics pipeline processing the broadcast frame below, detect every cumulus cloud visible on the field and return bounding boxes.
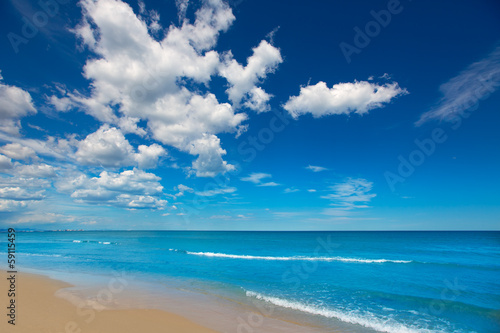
[0,186,45,201]
[219,40,282,112]
[0,154,13,170]
[283,80,407,119]
[321,178,376,210]
[416,45,500,125]
[173,184,194,198]
[0,71,37,135]
[0,200,29,212]
[57,168,167,209]
[14,164,57,178]
[242,87,272,112]
[0,132,75,161]
[76,125,165,168]
[305,165,327,172]
[0,175,50,212]
[0,143,37,161]
[75,125,136,167]
[51,0,281,177]
[284,187,299,193]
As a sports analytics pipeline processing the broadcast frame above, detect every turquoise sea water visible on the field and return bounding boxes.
[1,231,499,332]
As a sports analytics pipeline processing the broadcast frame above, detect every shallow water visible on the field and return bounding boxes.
[2,231,499,333]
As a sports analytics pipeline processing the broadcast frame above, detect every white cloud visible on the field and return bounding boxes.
[0,186,45,200]
[0,188,45,212]
[138,1,162,33]
[27,123,47,133]
[0,200,29,212]
[14,164,57,178]
[0,132,75,161]
[0,71,37,135]
[175,0,189,22]
[56,168,167,209]
[258,182,280,187]
[51,0,280,177]
[321,178,376,210]
[0,143,37,161]
[0,174,50,212]
[177,184,193,192]
[173,183,194,198]
[0,125,165,170]
[379,73,391,80]
[284,187,299,193]
[219,40,282,112]
[0,154,13,170]
[241,172,280,187]
[76,125,165,168]
[134,143,166,169]
[240,172,271,184]
[186,133,237,177]
[307,189,316,192]
[416,45,500,125]
[75,125,136,167]
[195,186,236,197]
[242,87,272,112]
[114,194,166,209]
[305,165,327,172]
[283,80,407,119]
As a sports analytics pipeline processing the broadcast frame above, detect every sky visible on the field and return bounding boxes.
[0,0,499,231]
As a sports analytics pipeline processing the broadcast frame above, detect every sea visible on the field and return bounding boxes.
[1,231,499,333]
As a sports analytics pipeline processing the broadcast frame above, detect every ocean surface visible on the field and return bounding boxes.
[1,231,499,333]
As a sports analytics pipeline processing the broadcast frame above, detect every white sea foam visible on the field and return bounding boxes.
[27,253,62,257]
[170,250,412,263]
[73,240,113,245]
[245,290,438,333]
[0,252,62,258]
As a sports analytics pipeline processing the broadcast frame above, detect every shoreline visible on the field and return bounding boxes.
[1,269,328,333]
[1,269,221,333]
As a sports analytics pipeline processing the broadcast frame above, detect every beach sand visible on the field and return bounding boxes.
[1,270,219,333]
[1,270,330,333]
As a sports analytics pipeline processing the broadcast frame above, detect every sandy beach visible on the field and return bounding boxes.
[1,270,219,333]
[0,269,327,333]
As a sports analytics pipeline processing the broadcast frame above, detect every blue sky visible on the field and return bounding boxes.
[0,0,499,230]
